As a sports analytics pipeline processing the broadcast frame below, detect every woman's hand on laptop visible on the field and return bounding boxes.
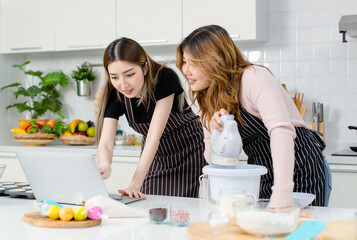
[119,186,146,199]
[98,162,112,179]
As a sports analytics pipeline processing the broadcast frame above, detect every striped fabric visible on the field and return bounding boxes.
[124,97,207,197]
[238,108,326,206]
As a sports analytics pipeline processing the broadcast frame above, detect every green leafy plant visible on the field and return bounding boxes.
[0,61,69,119]
[71,62,96,83]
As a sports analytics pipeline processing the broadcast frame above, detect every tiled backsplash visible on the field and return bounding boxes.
[1,0,357,153]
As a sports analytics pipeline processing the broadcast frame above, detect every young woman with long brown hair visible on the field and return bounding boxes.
[176,25,330,206]
[96,37,206,198]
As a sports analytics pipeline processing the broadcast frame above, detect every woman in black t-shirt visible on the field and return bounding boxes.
[96,38,207,198]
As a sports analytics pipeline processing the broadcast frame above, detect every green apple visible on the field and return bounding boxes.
[86,127,95,137]
[77,122,88,132]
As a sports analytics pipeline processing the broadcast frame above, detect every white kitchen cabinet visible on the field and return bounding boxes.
[116,0,182,45]
[0,0,55,53]
[328,164,357,209]
[55,0,116,51]
[182,0,268,42]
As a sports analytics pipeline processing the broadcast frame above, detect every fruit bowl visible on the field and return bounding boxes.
[59,135,95,145]
[12,132,57,146]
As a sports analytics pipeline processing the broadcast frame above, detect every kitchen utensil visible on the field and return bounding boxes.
[202,164,267,204]
[219,188,256,221]
[208,212,230,234]
[296,93,304,110]
[347,126,357,152]
[281,83,288,93]
[317,219,356,240]
[149,203,168,224]
[299,104,307,118]
[188,221,258,240]
[23,211,101,228]
[235,199,300,238]
[292,192,316,208]
[210,115,242,166]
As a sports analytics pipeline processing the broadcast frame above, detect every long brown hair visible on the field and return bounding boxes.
[176,25,253,130]
[96,37,161,143]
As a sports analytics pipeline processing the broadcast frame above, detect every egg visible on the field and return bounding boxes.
[87,206,103,220]
[74,206,87,221]
[59,207,74,221]
[48,205,61,220]
[40,203,51,217]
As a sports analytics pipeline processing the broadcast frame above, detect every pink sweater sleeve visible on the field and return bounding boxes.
[240,66,308,203]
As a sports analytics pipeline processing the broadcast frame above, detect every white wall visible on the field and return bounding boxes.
[1,0,357,153]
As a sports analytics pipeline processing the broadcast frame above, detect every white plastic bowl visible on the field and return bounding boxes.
[292,192,316,208]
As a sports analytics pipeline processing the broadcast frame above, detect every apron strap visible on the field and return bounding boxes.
[310,130,326,151]
[124,97,135,122]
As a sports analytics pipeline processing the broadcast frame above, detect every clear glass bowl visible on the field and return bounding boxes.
[234,199,300,238]
[148,203,168,224]
[170,205,190,227]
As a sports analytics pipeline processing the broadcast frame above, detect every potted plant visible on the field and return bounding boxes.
[0,61,69,119]
[71,62,97,96]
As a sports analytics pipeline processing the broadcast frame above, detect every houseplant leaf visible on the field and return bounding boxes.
[0,82,21,91]
[12,61,30,71]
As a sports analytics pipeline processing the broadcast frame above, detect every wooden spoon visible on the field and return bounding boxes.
[299,104,307,118]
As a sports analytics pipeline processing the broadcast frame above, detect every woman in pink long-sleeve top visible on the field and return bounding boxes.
[176,25,330,206]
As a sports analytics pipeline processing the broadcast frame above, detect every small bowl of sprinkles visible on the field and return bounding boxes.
[170,204,190,227]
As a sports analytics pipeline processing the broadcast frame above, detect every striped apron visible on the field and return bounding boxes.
[124,97,207,197]
[238,108,326,206]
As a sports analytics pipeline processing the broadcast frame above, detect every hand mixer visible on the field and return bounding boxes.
[210,115,242,166]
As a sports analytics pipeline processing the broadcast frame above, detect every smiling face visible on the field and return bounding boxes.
[182,51,211,92]
[108,60,148,98]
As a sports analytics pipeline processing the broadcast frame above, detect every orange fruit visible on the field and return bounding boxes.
[63,131,73,136]
[19,120,30,130]
[46,119,55,128]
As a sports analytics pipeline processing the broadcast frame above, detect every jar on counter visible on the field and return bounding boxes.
[115,130,125,145]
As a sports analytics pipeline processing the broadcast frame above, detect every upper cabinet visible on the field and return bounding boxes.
[182,0,268,42]
[0,0,55,53]
[116,0,181,46]
[55,0,116,51]
[0,0,268,54]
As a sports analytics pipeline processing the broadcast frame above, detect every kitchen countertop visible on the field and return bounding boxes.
[0,140,141,159]
[1,140,357,166]
[0,195,356,240]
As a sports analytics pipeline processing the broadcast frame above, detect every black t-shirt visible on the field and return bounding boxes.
[104,67,190,123]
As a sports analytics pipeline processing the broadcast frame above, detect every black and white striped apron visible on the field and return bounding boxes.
[124,96,207,197]
[238,108,326,206]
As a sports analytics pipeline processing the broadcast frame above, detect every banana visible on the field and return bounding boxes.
[11,128,26,134]
[70,119,83,133]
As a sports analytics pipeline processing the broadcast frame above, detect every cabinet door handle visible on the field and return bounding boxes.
[138,39,167,44]
[11,47,42,51]
[230,34,241,39]
[67,43,103,48]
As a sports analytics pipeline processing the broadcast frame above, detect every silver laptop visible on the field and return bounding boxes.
[16,150,142,205]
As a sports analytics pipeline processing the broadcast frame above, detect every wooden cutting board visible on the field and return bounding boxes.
[23,211,101,228]
[188,219,356,240]
[187,222,285,240]
[318,219,355,240]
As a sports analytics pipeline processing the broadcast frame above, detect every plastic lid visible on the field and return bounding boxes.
[116,130,123,135]
[202,164,267,177]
